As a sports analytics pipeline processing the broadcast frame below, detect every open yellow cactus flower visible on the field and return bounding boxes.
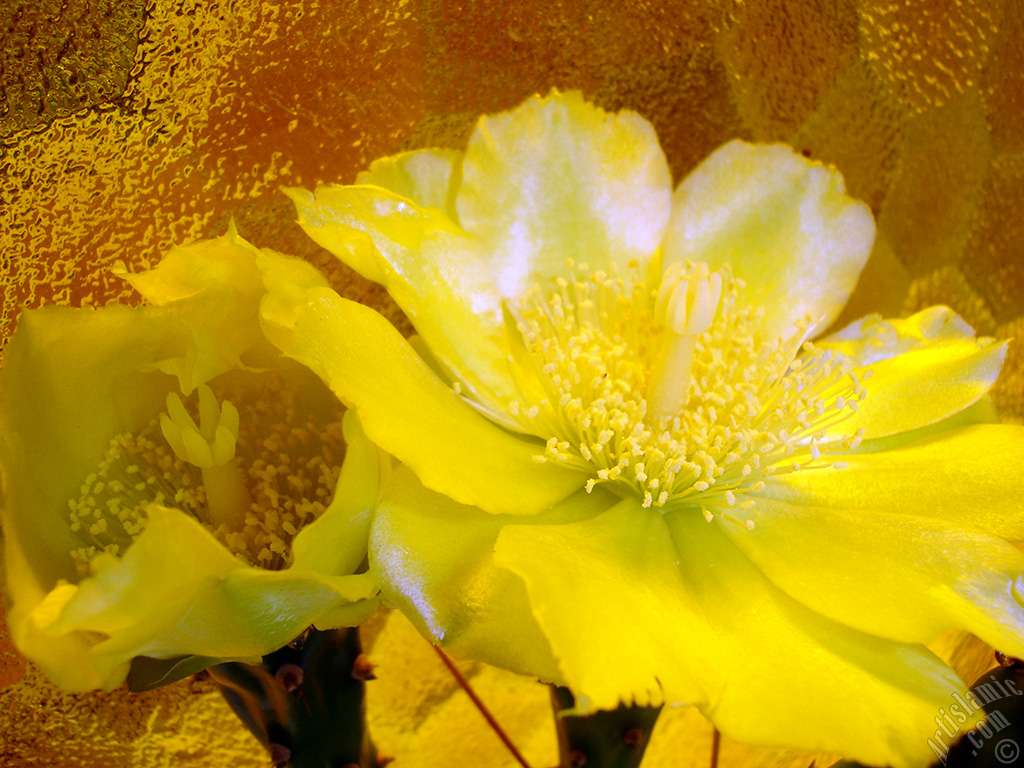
[263,92,1024,766]
[0,228,381,692]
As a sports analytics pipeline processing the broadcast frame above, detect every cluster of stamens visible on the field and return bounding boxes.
[67,373,346,576]
[508,259,867,528]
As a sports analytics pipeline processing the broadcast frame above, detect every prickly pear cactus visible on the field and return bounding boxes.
[552,686,662,768]
[208,627,379,768]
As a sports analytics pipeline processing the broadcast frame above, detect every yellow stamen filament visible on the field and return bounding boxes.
[508,259,866,523]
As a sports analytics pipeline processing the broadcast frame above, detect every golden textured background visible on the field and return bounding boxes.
[1,0,1021,765]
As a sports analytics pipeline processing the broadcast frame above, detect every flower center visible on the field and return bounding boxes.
[509,259,866,527]
[67,373,346,576]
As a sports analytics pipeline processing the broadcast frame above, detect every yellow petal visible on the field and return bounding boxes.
[494,499,708,710]
[821,305,983,364]
[719,495,1024,653]
[0,305,178,591]
[287,184,464,276]
[2,539,104,691]
[115,222,264,306]
[493,501,976,768]
[846,335,1006,439]
[857,346,1004,437]
[455,90,673,295]
[118,226,275,392]
[818,307,1007,437]
[848,394,999,454]
[259,263,586,515]
[663,140,874,340]
[46,506,378,689]
[286,185,519,413]
[356,148,463,219]
[369,465,605,683]
[289,92,674,412]
[291,410,380,576]
[768,424,1024,540]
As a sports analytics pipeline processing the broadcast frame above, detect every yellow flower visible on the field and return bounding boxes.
[263,92,1024,766]
[0,227,381,692]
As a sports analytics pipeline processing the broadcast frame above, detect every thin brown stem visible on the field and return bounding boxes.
[710,727,721,768]
[432,644,534,768]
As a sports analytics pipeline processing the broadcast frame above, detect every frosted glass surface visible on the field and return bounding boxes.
[1,1,1021,765]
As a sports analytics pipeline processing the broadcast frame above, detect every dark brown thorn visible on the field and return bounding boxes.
[269,743,291,766]
[623,726,646,750]
[275,663,304,692]
[351,653,377,681]
[568,748,587,766]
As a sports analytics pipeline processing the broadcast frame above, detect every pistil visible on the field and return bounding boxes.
[160,384,251,531]
[646,261,722,423]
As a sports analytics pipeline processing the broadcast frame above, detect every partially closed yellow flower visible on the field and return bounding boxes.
[267,92,1024,767]
[0,227,381,692]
